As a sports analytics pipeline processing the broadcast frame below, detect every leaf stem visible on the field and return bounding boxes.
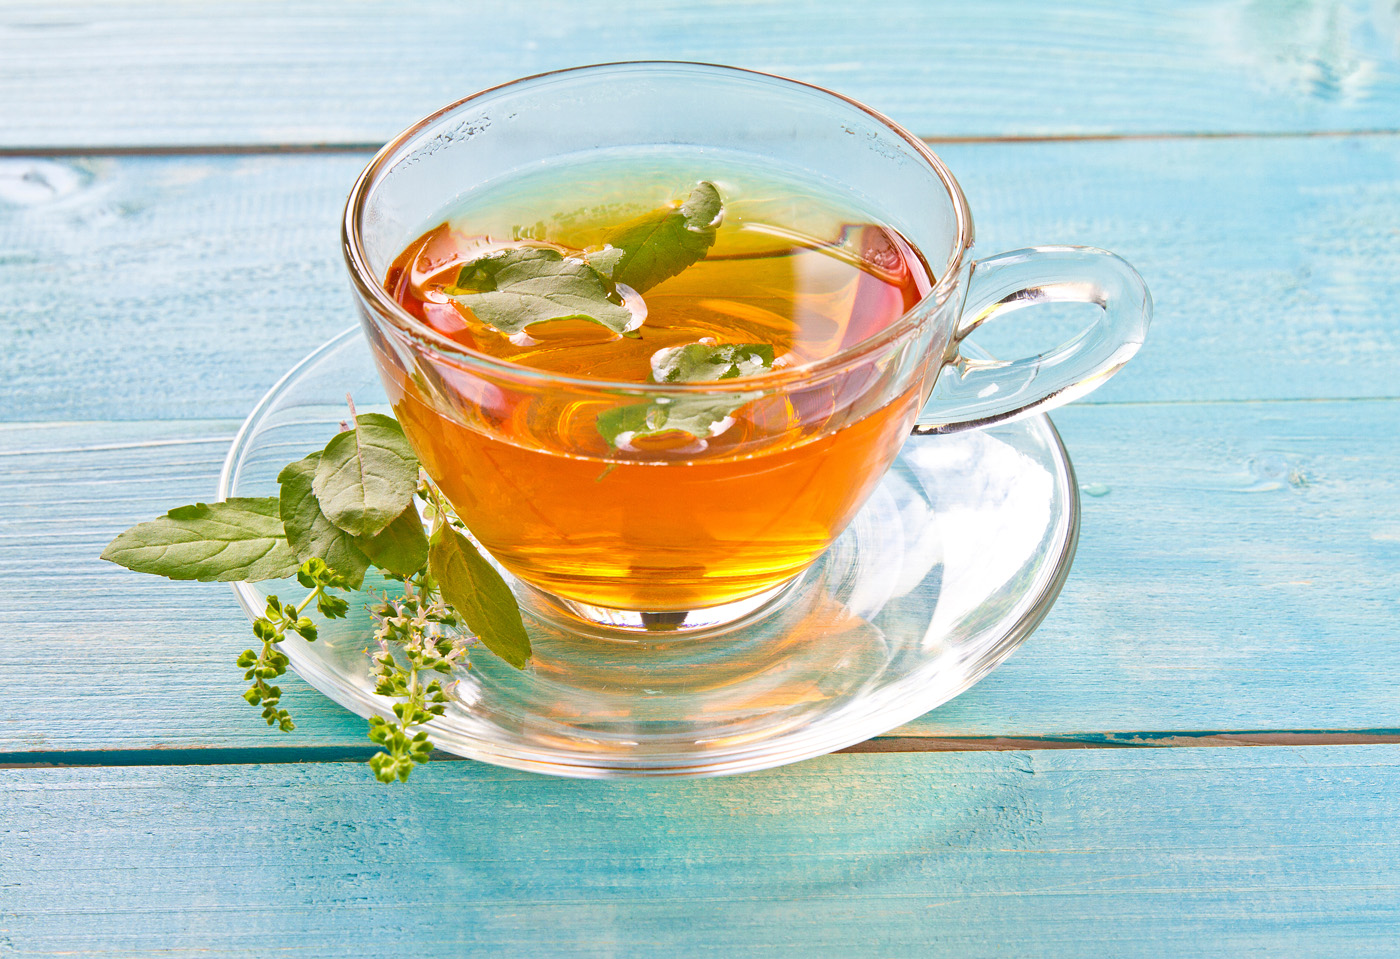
[365,558,467,783]
[235,558,350,732]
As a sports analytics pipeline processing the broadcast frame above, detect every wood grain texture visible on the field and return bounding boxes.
[903,397,1400,736]
[0,420,368,752]
[3,4,1396,951]
[3,747,1400,957]
[4,134,1400,424]
[4,0,1400,147]
[3,399,1396,755]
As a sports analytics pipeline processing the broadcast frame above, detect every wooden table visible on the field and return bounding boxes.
[3,3,1399,955]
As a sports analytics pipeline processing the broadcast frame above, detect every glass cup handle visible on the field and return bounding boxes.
[915,246,1151,434]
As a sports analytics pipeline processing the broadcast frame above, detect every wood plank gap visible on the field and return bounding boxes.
[6,127,1400,160]
[8,730,1400,769]
[0,745,382,769]
[922,128,1400,144]
[0,142,383,158]
[1073,395,1400,409]
[0,434,236,457]
[843,730,1400,752]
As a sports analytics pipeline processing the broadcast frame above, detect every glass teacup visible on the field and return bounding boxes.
[343,63,1150,632]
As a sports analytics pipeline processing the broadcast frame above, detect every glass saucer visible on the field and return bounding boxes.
[219,328,1079,779]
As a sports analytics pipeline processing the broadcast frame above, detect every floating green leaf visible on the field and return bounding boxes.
[650,342,775,383]
[312,413,419,539]
[428,526,531,669]
[582,246,625,279]
[357,502,430,578]
[447,247,637,337]
[596,394,759,448]
[278,453,370,589]
[598,338,774,448]
[100,497,300,583]
[600,181,723,292]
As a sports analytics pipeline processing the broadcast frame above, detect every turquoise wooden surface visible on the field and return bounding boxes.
[3,2,1400,954]
[3,401,1398,753]
[5,748,1400,957]
[4,0,1400,147]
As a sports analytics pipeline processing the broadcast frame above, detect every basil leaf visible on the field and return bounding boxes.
[582,246,625,279]
[601,181,722,293]
[428,526,531,669]
[278,453,370,589]
[596,394,758,448]
[447,247,638,337]
[100,497,300,583]
[598,340,774,448]
[650,342,775,383]
[357,502,430,578]
[312,413,420,539]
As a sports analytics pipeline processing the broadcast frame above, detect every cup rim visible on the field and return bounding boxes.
[342,61,973,394]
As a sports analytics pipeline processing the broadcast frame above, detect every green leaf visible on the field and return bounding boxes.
[601,181,723,293]
[100,498,300,583]
[650,342,775,383]
[312,413,420,539]
[582,246,625,279]
[596,394,759,449]
[446,247,638,337]
[597,339,774,448]
[277,452,370,589]
[357,502,430,577]
[427,526,531,669]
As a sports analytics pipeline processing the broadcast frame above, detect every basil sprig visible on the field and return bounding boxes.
[103,412,530,783]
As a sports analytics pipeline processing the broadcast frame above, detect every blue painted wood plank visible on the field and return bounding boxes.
[0,420,369,752]
[4,747,1400,957]
[2,398,1396,754]
[4,0,1400,147]
[3,135,1400,424]
[904,396,1400,737]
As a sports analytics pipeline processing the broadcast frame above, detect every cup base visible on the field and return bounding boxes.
[520,573,807,641]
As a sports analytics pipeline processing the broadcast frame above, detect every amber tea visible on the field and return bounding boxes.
[375,155,935,613]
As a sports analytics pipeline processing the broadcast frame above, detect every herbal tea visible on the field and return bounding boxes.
[375,156,935,612]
